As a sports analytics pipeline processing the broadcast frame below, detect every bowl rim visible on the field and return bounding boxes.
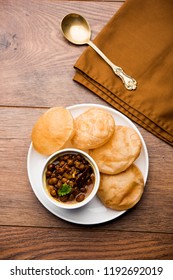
[42,148,100,209]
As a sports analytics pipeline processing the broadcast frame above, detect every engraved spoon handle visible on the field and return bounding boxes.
[88,40,137,90]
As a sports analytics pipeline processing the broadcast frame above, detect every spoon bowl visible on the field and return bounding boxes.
[61,13,137,90]
[61,13,91,45]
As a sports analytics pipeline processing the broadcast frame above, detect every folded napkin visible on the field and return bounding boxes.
[73,0,173,146]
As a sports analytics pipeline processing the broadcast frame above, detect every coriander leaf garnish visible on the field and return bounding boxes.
[58,183,72,196]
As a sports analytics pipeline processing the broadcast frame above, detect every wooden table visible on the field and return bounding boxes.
[0,0,173,260]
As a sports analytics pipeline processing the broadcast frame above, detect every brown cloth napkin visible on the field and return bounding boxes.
[73,0,173,146]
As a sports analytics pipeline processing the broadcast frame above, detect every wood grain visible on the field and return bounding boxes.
[0,0,173,260]
[1,226,173,260]
[0,0,121,108]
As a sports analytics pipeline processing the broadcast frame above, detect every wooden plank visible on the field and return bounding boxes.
[0,107,173,233]
[0,226,172,260]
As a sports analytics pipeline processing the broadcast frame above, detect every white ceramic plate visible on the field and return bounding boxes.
[27,104,149,225]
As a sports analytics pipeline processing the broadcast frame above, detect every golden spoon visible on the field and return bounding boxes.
[61,13,137,90]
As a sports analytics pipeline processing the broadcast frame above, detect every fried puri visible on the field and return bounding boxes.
[89,125,142,174]
[97,164,144,211]
[71,108,115,149]
[31,107,74,155]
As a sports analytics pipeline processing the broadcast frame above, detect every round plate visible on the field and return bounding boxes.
[27,104,149,225]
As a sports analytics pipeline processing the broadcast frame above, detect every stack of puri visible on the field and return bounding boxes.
[71,107,144,211]
[31,106,144,211]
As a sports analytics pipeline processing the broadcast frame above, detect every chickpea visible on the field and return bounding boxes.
[68,180,74,187]
[62,177,67,183]
[67,159,74,166]
[56,181,62,188]
[78,164,85,171]
[75,161,81,168]
[56,167,64,174]
[60,161,65,166]
[63,155,69,160]
[50,188,57,197]
[47,164,55,171]
[76,155,82,160]
[46,171,52,178]
[76,193,85,202]
[48,177,58,185]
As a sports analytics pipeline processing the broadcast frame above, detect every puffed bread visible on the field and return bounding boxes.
[97,164,144,211]
[89,125,142,174]
[31,107,74,155]
[71,107,115,149]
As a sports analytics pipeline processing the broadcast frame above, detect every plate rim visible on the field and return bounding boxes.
[27,103,149,225]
